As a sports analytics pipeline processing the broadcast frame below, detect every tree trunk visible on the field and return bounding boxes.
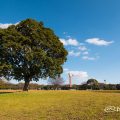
[23,80,30,91]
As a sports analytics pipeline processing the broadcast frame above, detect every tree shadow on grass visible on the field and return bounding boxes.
[93,90,120,93]
[0,92,13,94]
[0,90,22,94]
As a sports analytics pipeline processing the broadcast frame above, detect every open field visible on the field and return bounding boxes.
[0,90,120,120]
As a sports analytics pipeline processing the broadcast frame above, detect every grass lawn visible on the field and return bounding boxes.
[0,90,120,120]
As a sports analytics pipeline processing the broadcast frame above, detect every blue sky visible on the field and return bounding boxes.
[0,0,120,84]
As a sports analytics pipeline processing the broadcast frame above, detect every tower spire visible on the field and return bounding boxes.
[68,73,72,88]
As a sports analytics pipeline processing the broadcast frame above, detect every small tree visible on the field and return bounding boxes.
[0,19,68,91]
[116,84,120,90]
[48,76,64,89]
[87,78,99,90]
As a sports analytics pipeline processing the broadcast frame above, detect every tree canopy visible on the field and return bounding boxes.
[87,78,99,90]
[0,18,68,90]
[87,79,98,85]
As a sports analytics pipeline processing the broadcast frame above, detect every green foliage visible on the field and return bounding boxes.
[116,84,120,90]
[87,78,99,85]
[0,19,68,90]
[86,79,99,90]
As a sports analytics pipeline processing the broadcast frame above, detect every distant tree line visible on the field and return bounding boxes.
[0,78,120,90]
[0,80,40,90]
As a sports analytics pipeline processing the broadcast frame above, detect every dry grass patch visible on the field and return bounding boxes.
[0,90,120,120]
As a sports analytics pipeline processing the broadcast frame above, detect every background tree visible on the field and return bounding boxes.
[116,84,120,90]
[48,76,64,89]
[87,78,99,90]
[0,19,68,91]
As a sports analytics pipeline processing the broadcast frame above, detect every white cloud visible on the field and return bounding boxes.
[63,32,67,34]
[0,22,19,29]
[82,51,89,55]
[86,38,114,46]
[60,38,79,46]
[69,50,81,57]
[66,35,71,38]
[82,56,96,60]
[69,71,88,78]
[60,38,67,45]
[63,68,69,72]
[63,68,88,78]
[0,23,12,29]
[68,39,79,46]
[78,46,87,51]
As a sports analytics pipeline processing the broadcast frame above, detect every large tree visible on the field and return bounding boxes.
[0,19,68,91]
